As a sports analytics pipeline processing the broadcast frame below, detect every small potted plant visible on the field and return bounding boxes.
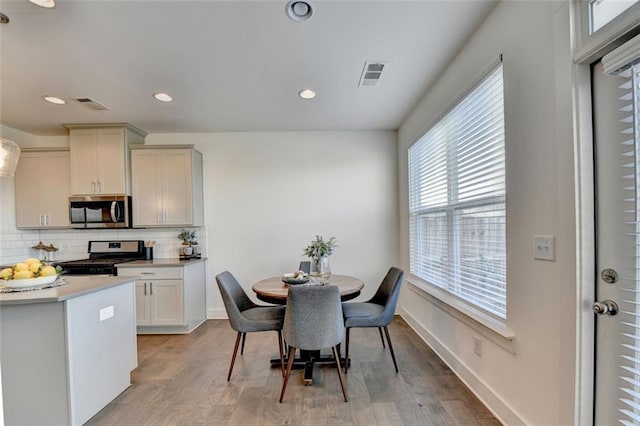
[178,229,197,256]
[303,235,337,279]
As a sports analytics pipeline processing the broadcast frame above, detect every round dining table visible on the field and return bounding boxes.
[251,274,364,385]
[252,274,364,305]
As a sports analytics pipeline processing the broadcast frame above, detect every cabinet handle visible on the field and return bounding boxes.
[44,214,48,226]
[143,282,147,296]
[39,214,43,226]
[163,211,168,224]
[97,180,102,193]
[150,282,153,296]
[92,181,96,193]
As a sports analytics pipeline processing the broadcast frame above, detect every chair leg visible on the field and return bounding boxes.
[277,330,285,377]
[240,332,247,355]
[383,326,399,373]
[227,332,242,381]
[279,346,297,403]
[378,327,386,348]
[345,328,350,374]
[332,345,348,402]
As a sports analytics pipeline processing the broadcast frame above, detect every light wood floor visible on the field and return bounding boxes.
[86,318,500,425]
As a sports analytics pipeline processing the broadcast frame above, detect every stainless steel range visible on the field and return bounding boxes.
[56,240,146,275]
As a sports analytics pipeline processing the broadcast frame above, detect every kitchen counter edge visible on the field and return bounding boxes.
[0,276,137,306]
[115,257,207,268]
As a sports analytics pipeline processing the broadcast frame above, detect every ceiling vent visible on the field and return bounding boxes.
[358,61,387,87]
[73,97,110,111]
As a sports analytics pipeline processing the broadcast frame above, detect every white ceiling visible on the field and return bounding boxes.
[0,0,497,136]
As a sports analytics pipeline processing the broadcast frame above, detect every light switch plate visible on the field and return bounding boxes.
[534,235,555,261]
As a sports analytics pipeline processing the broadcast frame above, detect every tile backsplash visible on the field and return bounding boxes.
[0,227,206,265]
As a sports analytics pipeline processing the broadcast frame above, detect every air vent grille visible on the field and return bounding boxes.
[73,97,110,111]
[359,61,387,87]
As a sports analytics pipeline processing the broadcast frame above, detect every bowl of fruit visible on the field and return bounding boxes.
[0,258,63,290]
[281,270,309,285]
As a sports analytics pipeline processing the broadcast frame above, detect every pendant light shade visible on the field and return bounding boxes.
[28,0,55,8]
[0,138,21,177]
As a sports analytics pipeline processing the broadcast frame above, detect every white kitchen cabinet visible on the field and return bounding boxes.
[117,260,206,334]
[66,123,146,195]
[130,145,203,227]
[14,148,71,229]
[134,277,184,326]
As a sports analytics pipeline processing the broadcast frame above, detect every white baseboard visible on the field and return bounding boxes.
[207,308,227,319]
[398,307,525,426]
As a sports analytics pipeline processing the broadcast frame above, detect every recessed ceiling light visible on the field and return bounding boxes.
[42,95,65,105]
[153,93,173,102]
[286,1,313,22]
[28,0,55,8]
[298,89,316,99]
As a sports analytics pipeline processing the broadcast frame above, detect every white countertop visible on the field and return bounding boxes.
[115,257,207,267]
[0,275,136,306]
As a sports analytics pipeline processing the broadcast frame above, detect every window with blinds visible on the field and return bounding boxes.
[408,63,506,319]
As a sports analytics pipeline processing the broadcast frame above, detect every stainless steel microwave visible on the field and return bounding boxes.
[69,195,132,229]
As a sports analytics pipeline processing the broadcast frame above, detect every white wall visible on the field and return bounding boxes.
[146,131,399,318]
[397,1,576,425]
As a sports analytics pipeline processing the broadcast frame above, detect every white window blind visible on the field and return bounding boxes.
[615,64,640,426]
[408,63,506,319]
[601,38,640,424]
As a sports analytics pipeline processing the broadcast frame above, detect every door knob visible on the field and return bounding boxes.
[593,299,619,316]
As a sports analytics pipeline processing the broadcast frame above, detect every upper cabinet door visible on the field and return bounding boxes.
[69,129,98,195]
[15,150,71,229]
[163,150,193,226]
[131,149,163,226]
[96,128,126,194]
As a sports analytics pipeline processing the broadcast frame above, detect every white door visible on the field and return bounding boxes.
[593,60,640,424]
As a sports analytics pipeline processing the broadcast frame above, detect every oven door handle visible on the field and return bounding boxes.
[110,201,120,223]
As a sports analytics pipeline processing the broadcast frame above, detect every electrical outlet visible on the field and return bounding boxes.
[473,336,482,357]
[534,235,556,261]
[99,305,114,321]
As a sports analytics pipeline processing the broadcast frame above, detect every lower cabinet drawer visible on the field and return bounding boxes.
[118,266,183,280]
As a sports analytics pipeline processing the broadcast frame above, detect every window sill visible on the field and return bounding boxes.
[406,276,517,354]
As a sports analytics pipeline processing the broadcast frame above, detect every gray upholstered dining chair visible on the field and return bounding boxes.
[279,284,348,403]
[342,267,404,374]
[216,271,285,381]
[298,261,311,274]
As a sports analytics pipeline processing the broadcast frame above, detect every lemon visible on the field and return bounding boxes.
[13,263,29,272]
[23,258,40,265]
[29,262,42,274]
[13,270,34,280]
[39,265,57,277]
[0,268,12,280]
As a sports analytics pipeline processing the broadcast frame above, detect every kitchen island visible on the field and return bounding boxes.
[0,275,138,425]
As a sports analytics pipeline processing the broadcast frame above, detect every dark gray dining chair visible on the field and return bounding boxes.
[298,261,311,274]
[279,284,348,403]
[216,271,285,381]
[342,267,404,374]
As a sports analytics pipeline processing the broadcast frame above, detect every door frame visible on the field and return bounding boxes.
[572,2,640,425]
